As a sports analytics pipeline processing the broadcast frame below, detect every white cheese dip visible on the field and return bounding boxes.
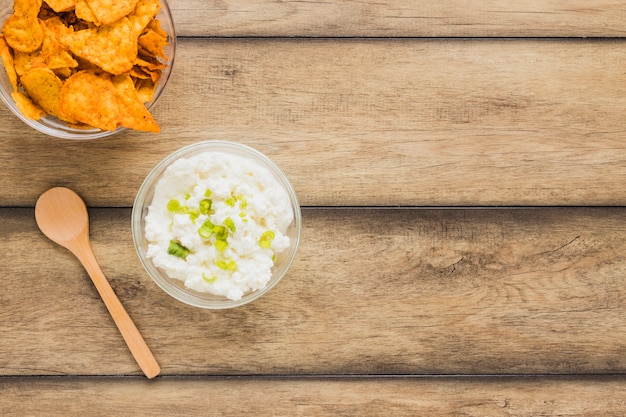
[144,151,293,301]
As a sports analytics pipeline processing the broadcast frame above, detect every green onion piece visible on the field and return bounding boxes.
[199,198,213,215]
[239,196,248,209]
[202,273,217,284]
[224,217,236,233]
[213,225,228,241]
[259,230,275,249]
[198,220,215,239]
[204,189,212,197]
[216,258,237,271]
[188,209,200,222]
[184,193,191,200]
[167,199,180,212]
[168,240,190,259]
[225,196,236,207]
[214,239,228,252]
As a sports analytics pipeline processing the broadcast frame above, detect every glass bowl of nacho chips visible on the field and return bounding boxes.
[0,0,176,139]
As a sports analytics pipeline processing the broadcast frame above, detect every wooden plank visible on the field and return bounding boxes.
[169,0,626,37]
[2,207,626,376]
[1,376,625,416]
[1,39,626,207]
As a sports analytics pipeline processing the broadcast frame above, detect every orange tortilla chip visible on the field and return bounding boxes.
[2,14,44,53]
[86,0,139,25]
[138,28,167,59]
[45,0,75,13]
[20,67,65,118]
[58,70,120,130]
[62,17,138,75]
[11,91,45,120]
[13,0,43,16]
[112,75,159,132]
[0,36,19,92]
[13,50,36,76]
[74,0,100,25]
[31,17,78,71]
[129,0,161,33]
[134,77,156,103]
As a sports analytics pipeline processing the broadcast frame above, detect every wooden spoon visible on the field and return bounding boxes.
[35,187,160,379]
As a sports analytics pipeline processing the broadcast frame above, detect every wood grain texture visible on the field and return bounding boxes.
[2,207,626,376]
[1,376,625,416]
[169,0,626,37]
[2,39,626,207]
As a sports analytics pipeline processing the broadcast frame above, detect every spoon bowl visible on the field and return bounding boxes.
[35,187,160,379]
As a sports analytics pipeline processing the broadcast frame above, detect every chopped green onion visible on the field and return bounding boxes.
[225,196,236,207]
[216,259,237,271]
[213,225,228,241]
[184,193,191,200]
[167,199,180,212]
[224,217,236,233]
[214,239,228,252]
[198,220,215,239]
[204,189,212,197]
[202,273,217,284]
[199,198,213,215]
[168,240,190,259]
[259,230,275,249]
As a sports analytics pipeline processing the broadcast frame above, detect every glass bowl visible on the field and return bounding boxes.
[0,0,176,139]
[132,141,302,309]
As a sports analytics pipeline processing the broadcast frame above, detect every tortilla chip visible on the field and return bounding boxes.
[0,36,19,92]
[13,50,36,76]
[45,0,75,13]
[112,74,159,132]
[134,77,156,103]
[31,17,78,71]
[138,28,167,59]
[129,0,160,33]
[11,90,45,119]
[2,14,44,53]
[58,70,120,130]
[74,0,100,25]
[62,17,137,75]
[20,67,65,118]
[85,0,139,25]
[13,0,43,16]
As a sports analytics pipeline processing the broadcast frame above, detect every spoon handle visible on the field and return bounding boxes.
[73,240,161,379]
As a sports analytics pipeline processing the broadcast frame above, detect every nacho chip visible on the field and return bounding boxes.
[13,50,35,76]
[138,28,167,59]
[45,0,75,13]
[11,90,45,119]
[2,14,44,53]
[112,75,159,132]
[0,36,18,92]
[134,77,156,103]
[129,0,160,33]
[20,67,65,118]
[62,17,138,75]
[86,0,139,25]
[31,17,78,71]
[13,0,43,16]
[147,18,167,38]
[74,0,100,25]
[58,70,119,130]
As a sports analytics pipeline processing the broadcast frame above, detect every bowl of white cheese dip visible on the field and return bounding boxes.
[132,141,301,308]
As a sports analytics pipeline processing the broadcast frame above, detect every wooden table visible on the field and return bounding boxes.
[2,1,626,415]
